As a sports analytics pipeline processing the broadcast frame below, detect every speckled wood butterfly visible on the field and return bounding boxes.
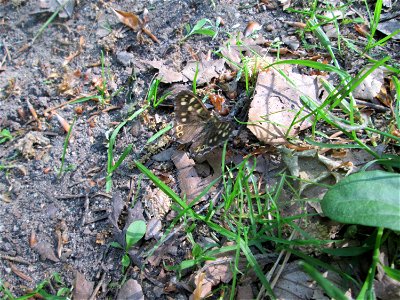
[174,91,233,156]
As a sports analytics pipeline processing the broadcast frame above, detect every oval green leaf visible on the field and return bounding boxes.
[321,170,400,231]
[125,220,146,250]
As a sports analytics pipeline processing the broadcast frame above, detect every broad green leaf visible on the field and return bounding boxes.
[191,18,209,32]
[110,241,124,249]
[125,220,146,250]
[321,171,400,231]
[122,253,130,267]
[192,29,216,37]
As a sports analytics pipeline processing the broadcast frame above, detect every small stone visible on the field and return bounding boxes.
[116,51,134,67]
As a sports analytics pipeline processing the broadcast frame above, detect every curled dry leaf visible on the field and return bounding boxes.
[32,241,60,262]
[15,132,50,159]
[209,93,229,116]
[111,8,141,31]
[244,21,262,37]
[55,113,70,133]
[145,218,162,240]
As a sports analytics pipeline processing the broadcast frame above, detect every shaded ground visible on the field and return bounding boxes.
[0,0,399,299]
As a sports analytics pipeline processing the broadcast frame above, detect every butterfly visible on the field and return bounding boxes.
[174,91,233,156]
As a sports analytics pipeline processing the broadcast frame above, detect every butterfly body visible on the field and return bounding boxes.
[174,91,233,156]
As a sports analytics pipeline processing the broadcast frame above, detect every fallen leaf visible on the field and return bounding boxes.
[377,18,400,40]
[353,67,385,101]
[111,8,141,31]
[15,132,50,159]
[33,241,60,262]
[143,187,171,219]
[145,218,162,240]
[142,60,186,83]
[117,279,144,300]
[247,68,317,144]
[39,0,75,18]
[181,56,226,85]
[237,284,254,300]
[73,271,94,300]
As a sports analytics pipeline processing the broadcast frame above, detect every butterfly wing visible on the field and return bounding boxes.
[174,90,233,156]
[174,91,210,144]
[190,117,233,155]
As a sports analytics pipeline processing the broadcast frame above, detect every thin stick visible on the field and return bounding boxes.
[0,254,31,265]
[89,272,106,300]
[81,193,90,226]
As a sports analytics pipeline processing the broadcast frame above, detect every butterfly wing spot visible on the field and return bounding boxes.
[188,106,194,112]
[180,112,187,117]
[176,131,184,138]
[176,125,183,131]
[181,101,187,106]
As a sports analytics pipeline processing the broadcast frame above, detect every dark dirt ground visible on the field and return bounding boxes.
[0,0,399,299]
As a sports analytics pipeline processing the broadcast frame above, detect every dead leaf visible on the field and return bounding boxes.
[145,218,162,240]
[273,262,318,299]
[111,8,141,31]
[171,151,208,201]
[143,187,171,219]
[32,241,59,262]
[117,279,144,300]
[244,21,262,37]
[39,0,75,18]
[374,248,400,299]
[237,284,254,300]
[247,68,317,144]
[142,60,186,84]
[73,271,94,300]
[353,67,385,101]
[15,132,50,159]
[377,18,400,40]
[181,56,226,85]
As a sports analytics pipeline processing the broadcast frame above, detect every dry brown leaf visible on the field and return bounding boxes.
[15,132,50,159]
[142,60,186,83]
[171,151,215,201]
[143,187,171,219]
[111,8,141,31]
[32,241,60,262]
[273,262,319,299]
[237,284,254,300]
[181,56,226,85]
[117,279,144,300]
[247,67,319,144]
[145,218,162,240]
[353,67,385,101]
[63,36,85,66]
[73,271,94,300]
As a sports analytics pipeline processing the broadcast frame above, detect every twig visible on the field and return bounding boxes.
[89,272,106,300]
[81,193,90,226]
[55,193,87,200]
[0,254,31,265]
[44,94,96,114]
